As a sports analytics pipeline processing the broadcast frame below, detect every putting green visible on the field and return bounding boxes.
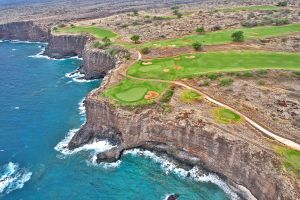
[103,78,167,106]
[54,25,118,39]
[128,51,300,80]
[213,108,242,124]
[115,87,148,102]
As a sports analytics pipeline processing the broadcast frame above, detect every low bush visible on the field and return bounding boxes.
[196,26,205,33]
[141,47,151,54]
[231,31,244,42]
[277,1,288,7]
[207,73,219,80]
[192,42,203,51]
[274,18,289,26]
[220,78,233,86]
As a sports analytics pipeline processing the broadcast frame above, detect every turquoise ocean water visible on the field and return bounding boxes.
[0,41,235,200]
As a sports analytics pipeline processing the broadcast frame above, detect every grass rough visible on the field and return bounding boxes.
[213,107,242,124]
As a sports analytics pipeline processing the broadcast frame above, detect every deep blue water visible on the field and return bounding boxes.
[0,41,234,200]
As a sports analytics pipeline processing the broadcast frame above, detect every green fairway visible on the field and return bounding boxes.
[213,108,242,124]
[215,5,280,12]
[128,51,300,80]
[54,25,118,39]
[180,90,203,103]
[128,23,300,48]
[103,78,167,106]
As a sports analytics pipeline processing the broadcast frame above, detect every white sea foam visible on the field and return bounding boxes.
[11,49,16,51]
[65,70,96,83]
[89,156,122,169]
[78,98,86,123]
[10,40,47,45]
[125,149,239,200]
[54,129,115,156]
[29,47,82,61]
[0,162,32,195]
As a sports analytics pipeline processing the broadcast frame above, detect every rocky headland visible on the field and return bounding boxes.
[1,7,299,200]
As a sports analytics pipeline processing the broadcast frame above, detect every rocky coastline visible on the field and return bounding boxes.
[1,21,299,200]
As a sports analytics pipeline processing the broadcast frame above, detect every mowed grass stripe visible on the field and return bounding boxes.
[55,25,118,39]
[128,51,300,80]
[137,23,300,48]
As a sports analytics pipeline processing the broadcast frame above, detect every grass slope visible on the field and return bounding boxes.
[103,78,167,106]
[276,146,300,175]
[54,25,117,39]
[128,51,300,80]
[215,5,280,12]
[180,90,203,103]
[132,23,300,48]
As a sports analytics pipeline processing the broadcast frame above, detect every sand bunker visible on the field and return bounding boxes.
[174,66,183,70]
[163,68,170,72]
[142,62,153,65]
[185,55,195,59]
[168,44,177,47]
[144,91,159,100]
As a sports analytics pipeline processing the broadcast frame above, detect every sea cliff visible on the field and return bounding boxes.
[1,21,299,200]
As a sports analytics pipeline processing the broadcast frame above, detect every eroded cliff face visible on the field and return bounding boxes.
[44,34,89,59]
[79,46,117,79]
[69,89,300,200]
[0,21,121,79]
[0,21,48,42]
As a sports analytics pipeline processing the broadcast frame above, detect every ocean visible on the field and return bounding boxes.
[0,41,234,200]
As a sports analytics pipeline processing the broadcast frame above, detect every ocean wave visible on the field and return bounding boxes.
[65,71,96,83]
[54,129,115,156]
[9,40,47,45]
[89,156,122,169]
[0,162,32,195]
[125,149,239,200]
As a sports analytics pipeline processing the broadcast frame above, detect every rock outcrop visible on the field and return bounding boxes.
[0,21,122,79]
[0,21,48,42]
[44,34,89,59]
[69,90,300,200]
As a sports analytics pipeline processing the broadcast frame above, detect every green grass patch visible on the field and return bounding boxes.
[180,90,203,103]
[213,108,242,124]
[120,23,300,48]
[128,51,300,80]
[275,146,300,175]
[54,25,117,39]
[216,5,280,12]
[103,78,167,106]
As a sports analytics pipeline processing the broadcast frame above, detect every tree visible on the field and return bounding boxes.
[130,35,140,44]
[133,10,139,16]
[102,37,112,46]
[231,31,244,42]
[277,1,287,7]
[141,47,150,54]
[196,27,205,33]
[192,42,202,51]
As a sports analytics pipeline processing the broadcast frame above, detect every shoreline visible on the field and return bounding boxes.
[1,21,298,200]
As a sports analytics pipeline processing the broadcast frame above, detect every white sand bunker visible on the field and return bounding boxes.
[163,68,170,72]
[168,44,177,47]
[142,62,153,65]
[185,55,195,59]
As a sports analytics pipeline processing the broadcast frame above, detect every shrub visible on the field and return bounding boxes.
[294,71,300,76]
[161,87,175,103]
[176,13,183,18]
[130,35,140,44]
[133,10,139,16]
[58,24,65,28]
[241,20,258,28]
[211,25,222,31]
[70,24,75,28]
[242,71,254,77]
[192,42,203,51]
[141,47,151,54]
[196,26,205,33]
[94,41,106,49]
[257,80,266,85]
[171,6,179,10]
[220,78,233,86]
[207,73,218,80]
[274,18,289,26]
[92,22,96,25]
[53,27,58,31]
[277,1,288,7]
[231,31,244,42]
